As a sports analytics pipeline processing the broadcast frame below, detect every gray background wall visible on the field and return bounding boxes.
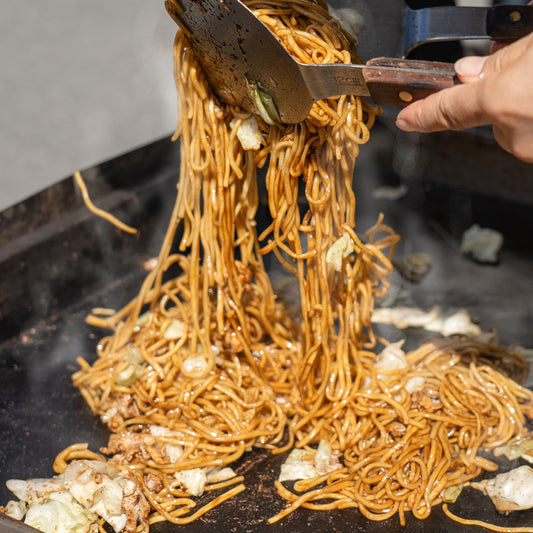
[1,1,178,211]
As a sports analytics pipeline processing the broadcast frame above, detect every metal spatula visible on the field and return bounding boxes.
[350,1,533,62]
[164,0,528,124]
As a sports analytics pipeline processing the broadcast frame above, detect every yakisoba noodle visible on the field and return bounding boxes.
[69,0,533,530]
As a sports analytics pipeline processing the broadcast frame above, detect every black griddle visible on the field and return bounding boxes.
[2,123,533,532]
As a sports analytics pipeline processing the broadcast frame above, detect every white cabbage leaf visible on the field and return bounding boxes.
[471,465,533,513]
[24,491,98,533]
[326,233,355,272]
[230,115,263,151]
[5,459,149,533]
[461,224,503,263]
[279,441,341,482]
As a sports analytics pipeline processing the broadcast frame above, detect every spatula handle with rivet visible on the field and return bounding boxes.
[487,5,533,41]
[364,57,459,108]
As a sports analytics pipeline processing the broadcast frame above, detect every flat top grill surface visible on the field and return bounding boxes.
[1,123,533,532]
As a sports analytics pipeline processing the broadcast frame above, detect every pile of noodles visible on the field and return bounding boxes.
[70,0,533,530]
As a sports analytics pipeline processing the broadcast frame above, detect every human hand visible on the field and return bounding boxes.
[395,31,533,163]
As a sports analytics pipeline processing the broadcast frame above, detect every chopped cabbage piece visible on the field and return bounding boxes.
[174,469,207,496]
[248,83,280,125]
[163,318,186,340]
[148,425,183,438]
[372,306,481,336]
[461,224,503,263]
[24,491,97,533]
[6,459,149,533]
[441,483,464,504]
[425,309,481,336]
[405,376,425,394]
[372,306,441,329]
[63,461,126,532]
[115,345,145,387]
[374,341,408,372]
[471,465,533,513]
[135,311,152,327]
[279,441,341,482]
[206,467,236,484]
[230,115,263,150]
[493,432,533,462]
[279,452,318,482]
[165,444,184,464]
[182,353,209,376]
[88,480,125,532]
[4,499,26,520]
[6,477,65,505]
[326,233,355,272]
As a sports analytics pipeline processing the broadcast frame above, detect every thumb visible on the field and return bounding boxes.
[457,31,533,83]
[454,55,488,83]
[396,31,533,133]
[395,81,487,133]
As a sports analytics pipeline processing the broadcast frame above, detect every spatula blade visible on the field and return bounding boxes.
[165,0,313,123]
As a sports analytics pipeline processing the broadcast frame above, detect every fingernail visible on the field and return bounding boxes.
[455,56,487,78]
[395,117,415,132]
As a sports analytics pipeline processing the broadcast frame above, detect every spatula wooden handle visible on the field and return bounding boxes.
[364,57,459,108]
[488,5,533,41]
